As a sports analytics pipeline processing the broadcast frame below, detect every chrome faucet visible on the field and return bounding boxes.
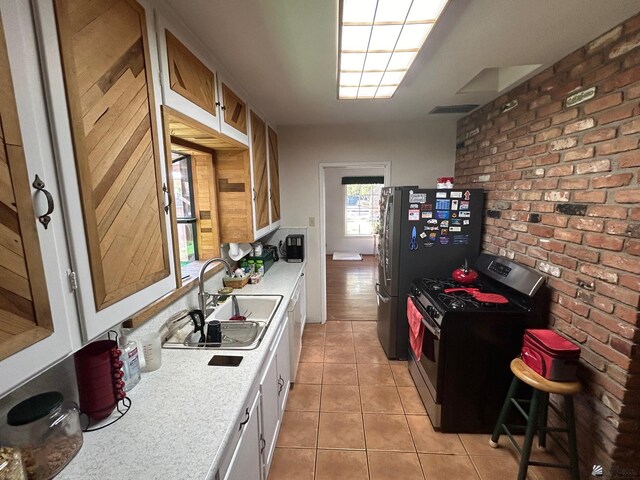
[198,257,233,316]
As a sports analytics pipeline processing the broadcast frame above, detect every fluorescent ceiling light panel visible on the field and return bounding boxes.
[338,0,450,99]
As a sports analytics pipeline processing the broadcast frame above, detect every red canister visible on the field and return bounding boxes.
[521,329,581,382]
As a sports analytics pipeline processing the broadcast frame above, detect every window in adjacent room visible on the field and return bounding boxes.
[344,178,383,236]
[171,152,198,265]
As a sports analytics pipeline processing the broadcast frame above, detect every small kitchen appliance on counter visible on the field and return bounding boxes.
[285,234,304,262]
[407,253,548,433]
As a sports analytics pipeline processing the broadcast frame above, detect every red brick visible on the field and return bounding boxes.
[605,221,632,236]
[560,178,590,190]
[551,109,579,125]
[591,310,638,340]
[626,239,640,256]
[580,347,607,370]
[550,137,578,151]
[533,178,559,190]
[555,229,583,244]
[598,105,635,125]
[514,254,536,268]
[631,208,640,221]
[528,246,548,261]
[616,304,640,326]
[587,25,623,53]
[597,137,639,155]
[570,54,604,79]
[610,31,640,59]
[583,128,617,144]
[529,225,555,237]
[579,264,618,283]
[611,336,635,357]
[564,147,595,162]
[548,277,576,296]
[615,190,640,203]
[530,94,551,109]
[515,135,535,148]
[574,191,607,203]
[535,128,562,142]
[529,119,551,132]
[556,48,586,71]
[584,62,621,86]
[592,173,634,189]
[505,149,524,160]
[547,165,573,177]
[538,239,565,252]
[565,244,599,262]
[549,253,578,270]
[535,153,560,166]
[586,338,631,370]
[618,151,640,169]
[620,274,640,293]
[525,144,548,156]
[511,201,530,211]
[586,206,628,219]
[601,252,640,274]
[564,118,596,135]
[574,316,609,343]
[518,233,537,246]
[584,233,625,251]
[538,101,563,118]
[597,282,640,308]
[550,302,573,322]
[583,92,623,114]
[620,118,640,135]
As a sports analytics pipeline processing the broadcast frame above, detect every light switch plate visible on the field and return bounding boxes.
[309,217,316,226]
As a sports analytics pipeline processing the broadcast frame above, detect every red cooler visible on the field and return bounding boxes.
[521,329,581,382]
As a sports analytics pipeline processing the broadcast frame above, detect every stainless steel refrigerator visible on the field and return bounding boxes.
[375,187,484,359]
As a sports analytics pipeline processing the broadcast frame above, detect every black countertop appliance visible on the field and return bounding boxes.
[285,234,304,263]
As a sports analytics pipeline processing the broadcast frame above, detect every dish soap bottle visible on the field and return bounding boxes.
[119,333,141,392]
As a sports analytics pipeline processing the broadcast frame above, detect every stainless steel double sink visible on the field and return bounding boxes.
[162,295,283,350]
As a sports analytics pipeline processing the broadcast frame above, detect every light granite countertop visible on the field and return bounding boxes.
[58,260,306,480]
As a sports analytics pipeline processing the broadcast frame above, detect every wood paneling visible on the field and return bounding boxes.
[216,150,253,243]
[268,127,281,222]
[165,30,216,116]
[165,106,244,152]
[221,83,247,134]
[0,15,53,361]
[250,111,269,230]
[192,153,220,260]
[54,0,170,310]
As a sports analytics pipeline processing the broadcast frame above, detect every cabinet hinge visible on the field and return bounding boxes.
[68,270,78,292]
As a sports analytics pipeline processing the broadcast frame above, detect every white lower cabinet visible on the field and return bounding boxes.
[221,315,291,480]
[224,389,262,480]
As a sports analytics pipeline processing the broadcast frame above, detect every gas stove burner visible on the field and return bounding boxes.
[449,299,466,309]
[419,279,459,293]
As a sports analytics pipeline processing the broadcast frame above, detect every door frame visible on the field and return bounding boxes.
[318,162,391,323]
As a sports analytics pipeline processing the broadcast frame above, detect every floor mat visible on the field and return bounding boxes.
[332,252,363,261]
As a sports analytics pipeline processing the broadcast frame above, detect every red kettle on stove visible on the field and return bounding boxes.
[452,259,478,284]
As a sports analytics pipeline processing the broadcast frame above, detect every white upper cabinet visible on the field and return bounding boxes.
[155,11,249,146]
[0,0,81,396]
[33,0,177,341]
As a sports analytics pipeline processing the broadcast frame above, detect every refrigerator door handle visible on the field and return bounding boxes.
[375,283,390,304]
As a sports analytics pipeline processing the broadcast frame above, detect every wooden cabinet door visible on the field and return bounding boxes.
[165,30,216,116]
[0,16,53,361]
[267,127,281,223]
[53,0,171,311]
[250,111,269,232]
[221,82,248,135]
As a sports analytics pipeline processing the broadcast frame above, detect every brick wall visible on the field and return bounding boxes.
[455,13,640,477]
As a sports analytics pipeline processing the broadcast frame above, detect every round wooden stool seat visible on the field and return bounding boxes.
[510,358,581,395]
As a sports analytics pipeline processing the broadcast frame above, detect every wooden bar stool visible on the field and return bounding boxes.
[490,358,581,480]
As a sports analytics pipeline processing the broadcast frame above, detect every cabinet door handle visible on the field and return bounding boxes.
[162,183,172,214]
[221,105,226,111]
[238,408,250,431]
[215,101,220,107]
[260,435,266,454]
[278,375,285,394]
[253,188,257,202]
[32,175,54,229]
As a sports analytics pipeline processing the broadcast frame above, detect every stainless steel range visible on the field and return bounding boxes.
[408,253,547,433]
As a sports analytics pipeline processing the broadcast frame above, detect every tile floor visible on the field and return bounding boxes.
[268,320,571,480]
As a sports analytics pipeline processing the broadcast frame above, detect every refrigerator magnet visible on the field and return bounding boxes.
[459,211,471,218]
[463,219,470,225]
[435,199,450,210]
[464,190,471,200]
[436,211,450,219]
[450,191,463,198]
[450,226,462,232]
[408,209,420,221]
[459,201,470,210]
[421,211,432,219]
[419,232,427,239]
[451,200,459,210]
[453,235,469,245]
[436,192,448,198]
[439,236,450,245]
[421,203,432,211]
[409,192,427,203]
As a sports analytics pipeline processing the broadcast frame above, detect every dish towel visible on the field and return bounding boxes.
[407,297,424,361]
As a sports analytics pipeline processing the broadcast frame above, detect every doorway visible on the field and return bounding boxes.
[318,163,391,323]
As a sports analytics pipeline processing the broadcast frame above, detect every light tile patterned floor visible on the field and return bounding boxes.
[268,320,570,480]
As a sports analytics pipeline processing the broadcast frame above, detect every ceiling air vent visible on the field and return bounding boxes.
[430,104,479,114]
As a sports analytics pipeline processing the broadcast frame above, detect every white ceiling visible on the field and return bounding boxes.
[165,0,640,127]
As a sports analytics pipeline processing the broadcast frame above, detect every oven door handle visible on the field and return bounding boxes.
[375,283,390,304]
[408,295,441,339]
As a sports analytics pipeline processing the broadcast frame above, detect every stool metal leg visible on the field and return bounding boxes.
[538,392,549,449]
[564,396,580,480]
[518,389,541,480]
[490,375,520,447]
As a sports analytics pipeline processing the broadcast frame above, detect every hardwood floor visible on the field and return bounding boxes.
[326,255,378,322]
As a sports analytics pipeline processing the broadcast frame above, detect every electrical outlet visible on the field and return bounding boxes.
[308,217,316,227]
